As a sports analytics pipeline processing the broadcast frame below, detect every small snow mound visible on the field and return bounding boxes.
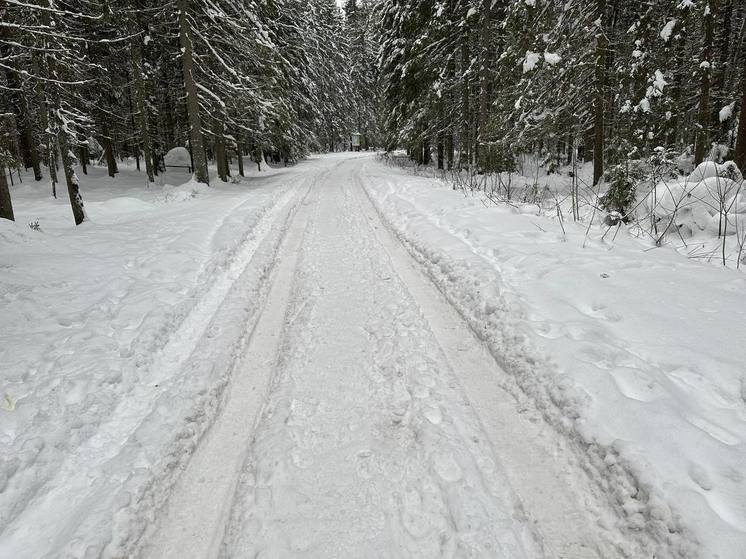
[97,197,156,214]
[159,179,209,203]
[163,147,191,167]
[687,160,742,184]
[0,218,37,245]
[647,175,744,238]
[687,161,719,183]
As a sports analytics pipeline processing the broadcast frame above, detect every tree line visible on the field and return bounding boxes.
[0,0,380,225]
[376,0,746,197]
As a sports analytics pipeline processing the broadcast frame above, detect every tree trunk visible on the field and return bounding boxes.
[79,144,88,175]
[163,87,176,149]
[593,0,607,186]
[129,17,155,183]
[0,39,40,182]
[460,39,471,168]
[42,16,86,226]
[694,0,716,165]
[20,107,41,181]
[437,132,444,170]
[50,145,57,199]
[446,53,456,171]
[224,134,231,178]
[0,164,14,221]
[178,0,209,185]
[735,74,746,171]
[446,131,454,170]
[49,98,84,225]
[477,0,492,159]
[32,57,57,192]
[215,119,228,182]
[8,72,42,181]
[101,128,118,178]
[714,0,733,143]
[237,139,244,177]
[57,127,86,225]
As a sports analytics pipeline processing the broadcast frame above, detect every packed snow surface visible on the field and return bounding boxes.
[219,158,538,558]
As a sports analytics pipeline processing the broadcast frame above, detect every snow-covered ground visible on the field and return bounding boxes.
[363,157,746,559]
[2,153,744,559]
[0,160,320,557]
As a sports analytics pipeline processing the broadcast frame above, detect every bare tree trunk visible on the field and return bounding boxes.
[695,0,717,165]
[0,164,14,221]
[593,0,607,186]
[178,0,209,185]
[130,16,155,183]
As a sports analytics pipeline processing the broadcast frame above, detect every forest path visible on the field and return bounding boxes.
[143,155,613,559]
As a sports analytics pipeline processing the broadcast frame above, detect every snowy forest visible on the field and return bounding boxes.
[1,0,745,233]
[380,0,746,177]
[3,2,746,558]
[0,0,379,225]
[378,0,746,236]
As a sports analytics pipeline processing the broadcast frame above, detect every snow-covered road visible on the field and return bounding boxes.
[142,155,622,558]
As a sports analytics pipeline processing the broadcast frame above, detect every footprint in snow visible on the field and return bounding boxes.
[433,454,462,483]
[688,461,714,491]
[423,406,442,425]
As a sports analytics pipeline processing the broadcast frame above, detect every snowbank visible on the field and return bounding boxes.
[644,161,745,240]
[363,159,746,559]
[0,164,298,557]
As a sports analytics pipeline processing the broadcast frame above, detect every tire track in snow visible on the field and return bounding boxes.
[0,177,303,559]
[358,163,698,558]
[352,163,617,558]
[140,163,336,559]
[220,160,537,558]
